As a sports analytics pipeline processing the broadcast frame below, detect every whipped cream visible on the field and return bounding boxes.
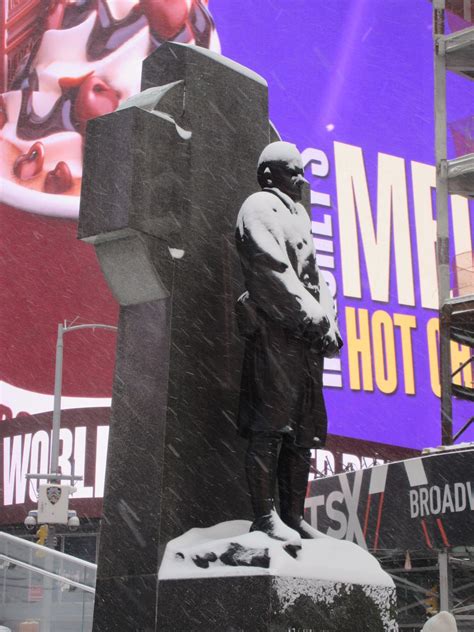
[0,0,219,216]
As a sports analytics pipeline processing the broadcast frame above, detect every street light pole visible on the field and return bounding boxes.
[50,323,65,482]
[25,321,117,548]
[49,322,118,482]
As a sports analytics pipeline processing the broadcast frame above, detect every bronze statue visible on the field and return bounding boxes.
[235,141,343,546]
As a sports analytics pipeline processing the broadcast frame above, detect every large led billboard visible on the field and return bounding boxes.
[218,1,473,450]
[0,1,473,521]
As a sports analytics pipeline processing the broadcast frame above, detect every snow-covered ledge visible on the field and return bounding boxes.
[158,521,398,630]
[159,520,393,586]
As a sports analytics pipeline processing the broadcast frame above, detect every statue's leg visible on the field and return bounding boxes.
[246,432,301,546]
[278,439,323,539]
[245,432,280,518]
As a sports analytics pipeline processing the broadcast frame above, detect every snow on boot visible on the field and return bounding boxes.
[288,517,327,539]
[250,508,302,549]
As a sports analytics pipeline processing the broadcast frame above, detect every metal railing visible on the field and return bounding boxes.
[0,532,97,632]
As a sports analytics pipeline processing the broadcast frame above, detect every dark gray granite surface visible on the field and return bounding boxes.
[79,43,272,631]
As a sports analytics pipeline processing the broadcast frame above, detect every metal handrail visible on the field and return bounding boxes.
[0,532,97,570]
[0,554,95,594]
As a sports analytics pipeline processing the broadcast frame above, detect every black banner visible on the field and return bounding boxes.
[306,447,474,551]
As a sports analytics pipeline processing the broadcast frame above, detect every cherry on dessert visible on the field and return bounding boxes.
[13,142,45,180]
[44,161,73,194]
[74,75,120,126]
[0,96,7,129]
[141,0,189,40]
[59,72,94,91]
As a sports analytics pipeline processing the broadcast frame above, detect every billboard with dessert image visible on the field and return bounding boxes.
[1,0,219,216]
[0,0,220,427]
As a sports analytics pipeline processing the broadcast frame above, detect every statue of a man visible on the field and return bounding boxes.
[235,141,343,547]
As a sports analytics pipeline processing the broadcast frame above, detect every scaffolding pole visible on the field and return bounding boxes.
[434,0,453,445]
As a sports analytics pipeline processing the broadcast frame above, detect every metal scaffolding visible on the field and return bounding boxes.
[433,0,474,446]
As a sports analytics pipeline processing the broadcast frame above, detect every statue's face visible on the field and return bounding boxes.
[269,157,307,202]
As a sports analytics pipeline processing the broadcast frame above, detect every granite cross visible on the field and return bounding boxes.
[79,42,274,631]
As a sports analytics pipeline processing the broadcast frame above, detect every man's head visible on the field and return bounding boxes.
[257,141,308,202]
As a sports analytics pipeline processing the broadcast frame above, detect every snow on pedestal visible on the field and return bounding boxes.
[158,520,398,631]
[159,519,393,585]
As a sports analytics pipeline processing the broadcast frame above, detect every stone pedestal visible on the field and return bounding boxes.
[79,43,275,631]
[155,521,398,631]
[157,576,397,631]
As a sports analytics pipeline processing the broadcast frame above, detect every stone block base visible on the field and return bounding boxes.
[156,576,398,631]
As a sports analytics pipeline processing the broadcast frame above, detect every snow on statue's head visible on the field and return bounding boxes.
[257,141,307,203]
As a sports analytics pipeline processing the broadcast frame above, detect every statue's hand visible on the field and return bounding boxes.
[317,329,344,358]
[296,313,330,343]
[303,313,330,337]
[315,315,331,336]
[236,291,259,338]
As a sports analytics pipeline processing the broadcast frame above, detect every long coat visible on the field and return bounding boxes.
[235,187,342,448]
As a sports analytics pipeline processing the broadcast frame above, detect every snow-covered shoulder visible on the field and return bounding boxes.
[159,520,394,586]
[236,191,287,235]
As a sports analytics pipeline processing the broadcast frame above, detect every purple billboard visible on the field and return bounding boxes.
[216,0,474,449]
